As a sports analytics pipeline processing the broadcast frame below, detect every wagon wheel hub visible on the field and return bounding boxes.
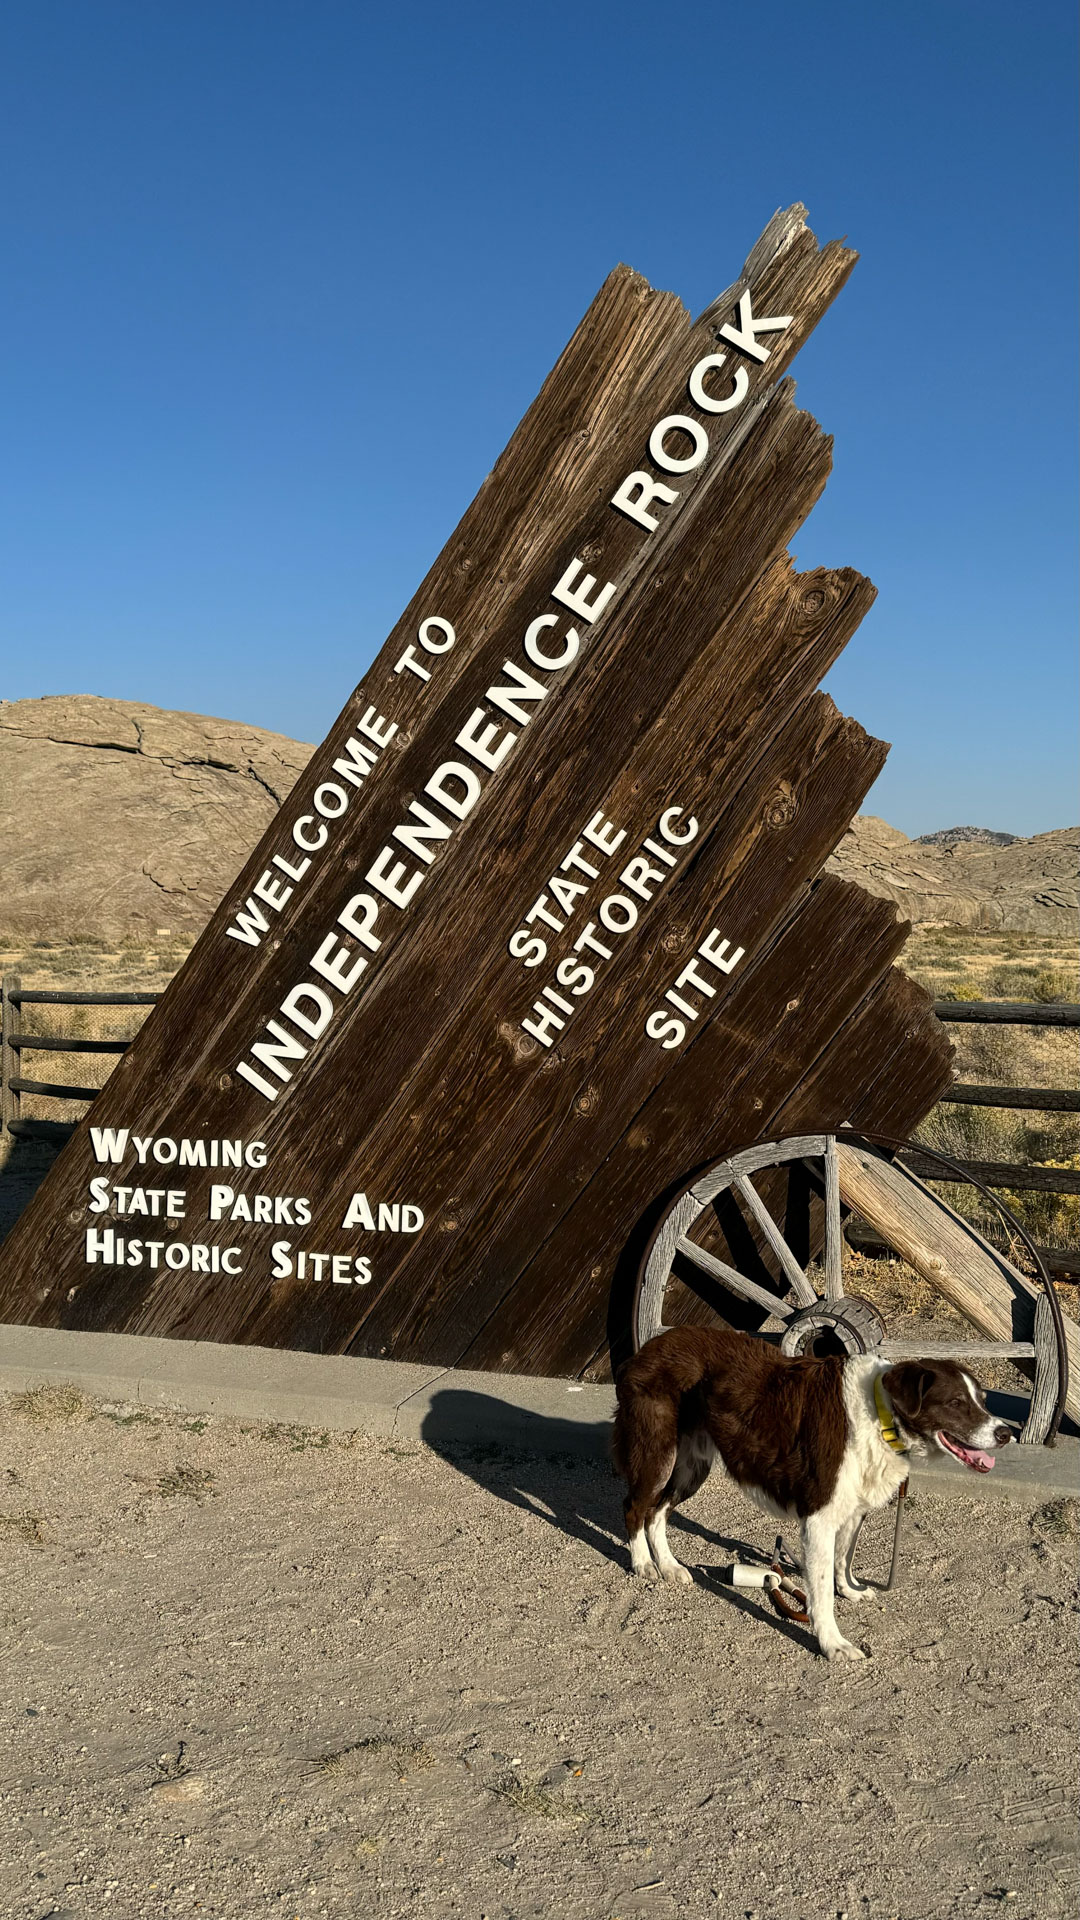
[778,1294,887,1358]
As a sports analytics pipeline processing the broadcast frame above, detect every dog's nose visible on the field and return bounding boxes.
[993,1424,1013,1447]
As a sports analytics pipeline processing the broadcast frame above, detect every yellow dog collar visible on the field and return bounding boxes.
[874,1375,910,1454]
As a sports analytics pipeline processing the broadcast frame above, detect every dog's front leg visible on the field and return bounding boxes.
[801,1513,866,1660]
[644,1502,693,1586]
[834,1512,872,1601]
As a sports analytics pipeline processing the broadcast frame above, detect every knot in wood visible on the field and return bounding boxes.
[763,783,798,830]
[800,587,827,615]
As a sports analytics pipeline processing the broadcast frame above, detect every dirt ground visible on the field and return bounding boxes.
[0,1386,1076,1920]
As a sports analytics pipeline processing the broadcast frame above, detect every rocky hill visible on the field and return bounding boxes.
[825,816,1078,934]
[2,695,1076,944]
[0,695,311,943]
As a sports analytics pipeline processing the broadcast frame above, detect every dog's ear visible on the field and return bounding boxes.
[882,1363,935,1424]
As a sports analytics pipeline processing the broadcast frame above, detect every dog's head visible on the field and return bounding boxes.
[880,1359,1013,1471]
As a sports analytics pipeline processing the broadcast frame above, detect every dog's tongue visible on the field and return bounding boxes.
[940,1432,996,1472]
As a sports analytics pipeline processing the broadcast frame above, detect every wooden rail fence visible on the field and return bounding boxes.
[0,978,161,1147]
[2,976,1077,1274]
[894,998,1079,1279]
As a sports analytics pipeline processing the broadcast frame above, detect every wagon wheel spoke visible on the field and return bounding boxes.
[822,1135,844,1302]
[731,1172,817,1308]
[674,1235,794,1322]
[710,1190,783,1297]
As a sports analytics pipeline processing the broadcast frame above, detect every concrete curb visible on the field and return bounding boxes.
[1,1322,1076,1502]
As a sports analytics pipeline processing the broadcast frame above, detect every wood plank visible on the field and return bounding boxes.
[9,1077,101,1104]
[933,1001,1080,1028]
[7,1120,75,1145]
[878,1340,1036,1360]
[1,976,18,1137]
[844,1217,1080,1279]
[833,1143,1080,1427]
[0,368,858,1343]
[940,1085,1080,1112]
[11,1036,131,1055]
[899,1152,1080,1196]
[11,991,161,1007]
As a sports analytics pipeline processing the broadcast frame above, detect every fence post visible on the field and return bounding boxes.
[1,974,21,1137]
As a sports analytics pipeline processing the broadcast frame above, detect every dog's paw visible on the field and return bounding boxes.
[629,1560,659,1582]
[835,1580,872,1603]
[659,1562,693,1587]
[823,1636,867,1662]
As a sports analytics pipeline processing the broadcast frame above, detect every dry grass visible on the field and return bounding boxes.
[905,925,1078,1005]
[312,1737,437,1781]
[903,928,1079,1256]
[155,1465,217,1502]
[7,1381,91,1423]
[486,1772,590,1823]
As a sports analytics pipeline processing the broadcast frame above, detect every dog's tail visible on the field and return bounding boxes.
[611,1330,714,1484]
[611,1379,681,1488]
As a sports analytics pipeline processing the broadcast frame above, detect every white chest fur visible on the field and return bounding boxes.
[836,1356,911,1518]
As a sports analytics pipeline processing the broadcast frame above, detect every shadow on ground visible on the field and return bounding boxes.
[418,1385,822,1653]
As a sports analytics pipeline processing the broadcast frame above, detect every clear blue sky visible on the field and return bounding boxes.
[1,1,1076,837]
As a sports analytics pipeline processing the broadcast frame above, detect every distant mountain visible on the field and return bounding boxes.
[914,827,1018,849]
[1,695,1076,945]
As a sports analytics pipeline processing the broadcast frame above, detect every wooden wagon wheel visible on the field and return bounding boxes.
[633,1129,1072,1447]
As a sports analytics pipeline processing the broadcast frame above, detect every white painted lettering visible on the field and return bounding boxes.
[551,556,617,626]
[610,470,679,531]
[648,415,708,474]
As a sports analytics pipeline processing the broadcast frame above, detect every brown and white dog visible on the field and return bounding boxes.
[613,1325,1012,1660]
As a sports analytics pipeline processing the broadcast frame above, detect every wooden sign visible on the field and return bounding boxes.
[0,206,952,1378]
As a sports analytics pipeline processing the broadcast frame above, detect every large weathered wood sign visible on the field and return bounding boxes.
[0,207,953,1377]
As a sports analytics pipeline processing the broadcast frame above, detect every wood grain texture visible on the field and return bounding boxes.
[463,877,923,1378]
